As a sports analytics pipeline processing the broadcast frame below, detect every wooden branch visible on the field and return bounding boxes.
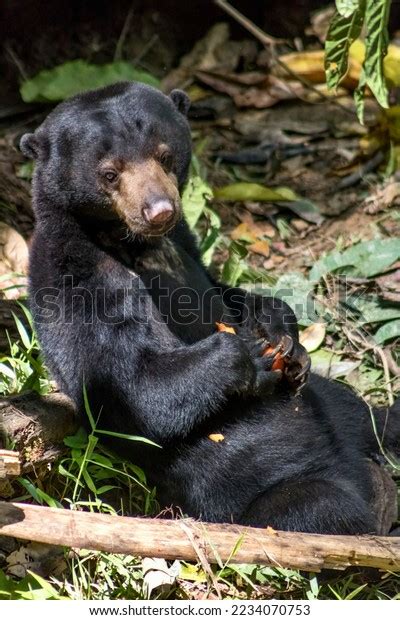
[0,450,21,478]
[0,501,399,572]
[214,0,282,46]
[0,392,77,470]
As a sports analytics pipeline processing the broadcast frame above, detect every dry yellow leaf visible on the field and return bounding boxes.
[230,222,259,243]
[248,239,270,258]
[299,323,326,353]
[208,433,225,443]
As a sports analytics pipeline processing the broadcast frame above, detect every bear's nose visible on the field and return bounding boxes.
[142,200,174,225]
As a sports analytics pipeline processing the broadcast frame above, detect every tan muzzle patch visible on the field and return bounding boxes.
[105,159,180,235]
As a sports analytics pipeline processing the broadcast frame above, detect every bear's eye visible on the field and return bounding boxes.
[102,170,119,183]
[159,150,173,171]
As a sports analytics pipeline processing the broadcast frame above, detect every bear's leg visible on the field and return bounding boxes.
[240,479,375,535]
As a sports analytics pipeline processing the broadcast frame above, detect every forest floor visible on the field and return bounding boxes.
[0,4,399,601]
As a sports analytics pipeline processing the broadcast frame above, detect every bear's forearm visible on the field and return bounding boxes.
[130,333,255,443]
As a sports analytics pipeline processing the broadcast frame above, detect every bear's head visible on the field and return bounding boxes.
[20,82,192,237]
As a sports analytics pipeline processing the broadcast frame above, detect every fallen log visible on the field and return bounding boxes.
[0,391,77,470]
[0,450,21,478]
[0,501,399,572]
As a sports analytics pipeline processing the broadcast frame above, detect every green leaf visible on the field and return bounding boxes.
[374,319,400,343]
[325,1,366,90]
[200,207,221,266]
[64,427,88,449]
[222,241,248,286]
[278,199,324,225]
[20,60,159,103]
[268,272,317,327]
[363,0,390,109]
[346,295,400,324]
[82,383,96,431]
[181,175,213,229]
[309,238,400,280]
[11,312,31,349]
[0,362,15,380]
[95,428,160,447]
[310,349,360,378]
[336,0,359,17]
[214,183,298,203]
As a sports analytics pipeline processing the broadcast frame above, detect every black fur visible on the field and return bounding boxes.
[24,82,399,534]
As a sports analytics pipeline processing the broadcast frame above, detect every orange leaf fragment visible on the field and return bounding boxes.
[215,322,237,334]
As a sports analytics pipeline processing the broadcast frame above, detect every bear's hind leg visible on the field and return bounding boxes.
[240,479,375,535]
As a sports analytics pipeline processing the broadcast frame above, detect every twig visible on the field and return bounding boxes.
[374,346,395,407]
[132,34,159,67]
[5,45,28,81]
[114,3,135,62]
[214,0,281,47]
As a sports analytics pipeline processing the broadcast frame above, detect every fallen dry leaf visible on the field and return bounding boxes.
[275,50,361,90]
[300,323,326,353]
[143,557,178,596]
[248,239,270,258]
[364,182,400,214]
[0,223,29,300]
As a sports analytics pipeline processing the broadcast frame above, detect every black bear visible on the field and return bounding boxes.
[21,82,399,534]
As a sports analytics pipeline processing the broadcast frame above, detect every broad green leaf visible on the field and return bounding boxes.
[363,0,390,109]
[214,183,298,203]
[336,0,359,17]
[64,427,88,449]
[0,362,15,380]
[347,295,400,324]
[20,60,159,103]
[310,349,360,378]
[374,319,400,343]
[325,1,366,90]
[181,175,213,229]
[222,241,248,287]
[278,199,323,225]
[25,572,62,600]
[309,238,400,280]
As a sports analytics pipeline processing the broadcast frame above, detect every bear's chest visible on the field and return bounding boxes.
[133,239,225,343]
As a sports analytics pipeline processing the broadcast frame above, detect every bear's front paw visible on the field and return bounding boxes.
[268,333,311,391]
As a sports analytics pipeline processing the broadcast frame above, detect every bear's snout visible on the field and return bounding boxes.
[142,199,175,227]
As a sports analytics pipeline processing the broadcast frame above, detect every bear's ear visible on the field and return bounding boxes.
[20,133,41,160]
[169,89,191,117]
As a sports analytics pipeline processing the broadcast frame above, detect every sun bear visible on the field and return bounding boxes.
[21,82,399,534]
